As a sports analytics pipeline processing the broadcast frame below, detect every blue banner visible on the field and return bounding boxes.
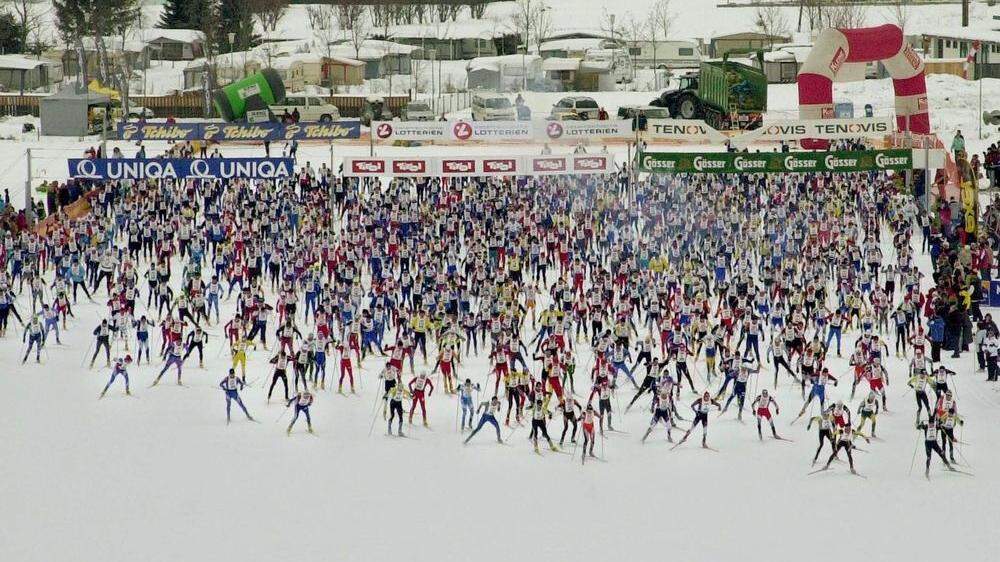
[68,158,296,180]
[990,280,1000,308]
[117,121,360,142]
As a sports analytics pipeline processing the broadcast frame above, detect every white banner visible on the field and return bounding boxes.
[733,116,895,145]
[533,119,634,141]
[643,119,729,143]
[372,119,633,142]
[343,155,616,177]
[372,121,447,141]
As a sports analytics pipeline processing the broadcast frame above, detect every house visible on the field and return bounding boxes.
[466,54,542,91]
[388,22,518,60]
[761,50,798,84]
[624,39,701,69]
[539,38,620,59]
[328,40,417,79]
[54,38,145,79]
[270,53,364,90]
[142,29,205,61]
[541,57,614,92]
[922,26,1000,77]
[0,55,62,94]
[710,32,790,58]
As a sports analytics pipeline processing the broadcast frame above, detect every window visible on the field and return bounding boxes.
[285,97,304,106]
[679,47,694,56]
[629,47,641,56]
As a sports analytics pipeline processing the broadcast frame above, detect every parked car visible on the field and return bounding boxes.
[270,95,340,122]
[549,96,600,120]
[617,104,671,130]
[471,93,516,121]
[360,96,393,126]
[401,101,435,121]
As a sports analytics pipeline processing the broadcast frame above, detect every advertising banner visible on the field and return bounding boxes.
[343,155,615,177]
[533,119,634,141]
[68,158,296,180]
[117,121,361,142]
[990,280,1000,308]
[733,116,895,145]
[636,149,913,174]
[372,119,633,143]
[643,119,729,143]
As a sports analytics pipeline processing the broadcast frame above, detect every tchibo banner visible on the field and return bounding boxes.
[117,121,361,142]
[636,149,913,174]
[343,155,616,177]
[68,158,296,180]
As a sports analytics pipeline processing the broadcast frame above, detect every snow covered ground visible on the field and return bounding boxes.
[1,138,999,562]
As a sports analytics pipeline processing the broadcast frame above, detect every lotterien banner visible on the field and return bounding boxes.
[68,158,296,180]
[637,149,913,174]
[117,121,361,142]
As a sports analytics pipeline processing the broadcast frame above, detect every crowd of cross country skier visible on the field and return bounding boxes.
[2,150,998,478]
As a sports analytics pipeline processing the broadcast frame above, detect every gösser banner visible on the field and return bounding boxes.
[344,155,617,177]
[371,120,633,142]
[117,121,361,142]
[636,149,914,174]
[68,158,296,180]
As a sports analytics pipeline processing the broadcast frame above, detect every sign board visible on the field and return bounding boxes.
[636,149,914,174]
[372,119,634,142]
[990,280,1000,308]
[68,158,296,180]
[118,121,361,142]
[343,155,616,177]
[732,116,895,145]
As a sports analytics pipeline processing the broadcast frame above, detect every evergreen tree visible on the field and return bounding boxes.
[217,0,257,53]
[159,0,212,30]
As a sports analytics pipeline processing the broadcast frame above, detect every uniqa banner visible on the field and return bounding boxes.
[343,155,617,177]
[117,121,361,142]
[731,116,896,145]
[636,149,913,174]
[67,158,296,180]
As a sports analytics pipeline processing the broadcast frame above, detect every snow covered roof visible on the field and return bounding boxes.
[389,21,507,40]
[542,57,581,71]
[763,50,796,63]
[0,55,54,71]
[78,37,146,53]
[328,40,419,60]
[142,29,205,44]
[466,54,540,72]
[539,38,608,53]
[270,53,364,70]
[922,26,1000,44]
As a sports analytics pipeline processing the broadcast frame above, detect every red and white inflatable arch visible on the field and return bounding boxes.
[798,24,929,134]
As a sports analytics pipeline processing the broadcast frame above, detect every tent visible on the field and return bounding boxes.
[40,84,112,137]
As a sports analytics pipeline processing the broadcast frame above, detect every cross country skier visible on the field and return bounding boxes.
[528,396,559,453]
[153,340,185,386]
[267,350,291,402]
[642,384,676,443]
[907,350,932,422]
[817,424,862,476]
[558,397,582,446]
[385,382,409,437]
[855,392,881,438]
[751,389,783,440]
[721,359,759,421]
[464,396,503,444]
[939,408,964,464]
[99,355,132,398]
[916,417,957,478]
[674,392,722,449]
[21,315,44,363]
[807,406,837,465]
[458,379,479,431]
[408,372,434,426]
[286,390,315,435]
[89,319,112,368]
[794,366,838,420]
[220,369,254,424]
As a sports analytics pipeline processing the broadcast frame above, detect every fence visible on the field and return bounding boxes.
[420,91,472,118]
[0,92,412,120]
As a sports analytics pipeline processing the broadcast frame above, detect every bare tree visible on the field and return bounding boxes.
[825,3,868,29]
[620,12,644,82]
[3,0,45,55]
[249,0,288,35]
[510,0,552,55]
[308,3,342,89]
[344,4,369,62]
[755,5,789,48]
[884,0,911,33]
[467,2,487,19]
[647,0,674,71]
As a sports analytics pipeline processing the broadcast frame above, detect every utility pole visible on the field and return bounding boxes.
[24,148,33,225]
[962,0,969,27]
